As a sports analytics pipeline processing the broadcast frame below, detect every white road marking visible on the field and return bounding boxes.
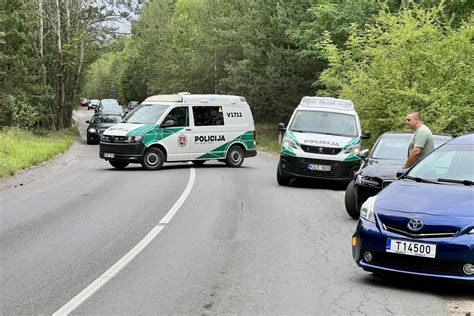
[53,168,196,316]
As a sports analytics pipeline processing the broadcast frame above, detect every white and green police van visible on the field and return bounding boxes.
[277,96,370,185]
[99,94,257,170]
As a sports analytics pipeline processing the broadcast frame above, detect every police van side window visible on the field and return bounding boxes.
[193,106,224,126]
[163,107,189,127]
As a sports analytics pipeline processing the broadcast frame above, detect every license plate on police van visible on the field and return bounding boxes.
[307,164,331,172]
[386,239,436,258]
[104,153,115,158]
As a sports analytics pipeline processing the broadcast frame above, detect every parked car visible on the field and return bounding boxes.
[95,99,122,113]
[128,101,139,110]
[345,132,452,219]
[80,98,89,107]
[352,133,474,282]
[88,99,100,110]
[86,113,122,144]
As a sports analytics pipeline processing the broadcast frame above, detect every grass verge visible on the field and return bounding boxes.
[0,126,79,178]
[256,123,281,154]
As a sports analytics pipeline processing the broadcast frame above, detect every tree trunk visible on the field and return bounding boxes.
[55,0,65,129]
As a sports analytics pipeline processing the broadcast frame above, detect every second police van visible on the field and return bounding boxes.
[277,96,370,185]
[99,93,257,170]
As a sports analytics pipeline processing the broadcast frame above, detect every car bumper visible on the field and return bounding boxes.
[352,219,474,282]
[354,183,382,209]
[279,154,360,181]
[99,142,145,162]
[245,149,257,158]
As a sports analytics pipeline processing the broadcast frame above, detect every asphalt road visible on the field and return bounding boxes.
[0,108,472,315]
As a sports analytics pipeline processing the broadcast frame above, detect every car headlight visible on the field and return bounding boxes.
[282,138,298,149]
[469,228,474,234]
[124,135,143,143]
[360,196,377,223]
[356,174,379,187]
[88,128,97,134]
[344,144,361,154]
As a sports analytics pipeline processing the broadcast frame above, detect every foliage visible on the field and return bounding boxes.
[318,5,474,139]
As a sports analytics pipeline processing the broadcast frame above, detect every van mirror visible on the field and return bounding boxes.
[358,149,369,160]
[396,168,409,178]
[161,119,175,128]
[86,120,90,123]
[361,131,371,139]
[278,122,286,132]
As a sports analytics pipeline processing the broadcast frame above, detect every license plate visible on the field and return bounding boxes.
[104,153,115,158]
[386,239,436,258]
[307,164,331,172]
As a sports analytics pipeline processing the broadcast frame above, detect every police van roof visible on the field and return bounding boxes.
[299,97,355,111]
[144,94,247,104]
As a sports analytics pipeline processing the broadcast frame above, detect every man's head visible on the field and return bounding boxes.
[406,112,422,130]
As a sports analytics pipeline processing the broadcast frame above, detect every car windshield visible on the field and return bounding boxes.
[122,103,169,124]
[408,144,474,182]
[290,110,357,137]
[371,134,452,160]
[91,115,122,124]
[100,99,119,107]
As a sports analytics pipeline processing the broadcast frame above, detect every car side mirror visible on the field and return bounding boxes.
[86,120,90,123]
[358,149,369,160]
[361,131,371,139]
[161,119,175,128]
[396,168,409,178]
[278,122,286,132]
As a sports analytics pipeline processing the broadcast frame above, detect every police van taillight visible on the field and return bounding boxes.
[254,130,257,140]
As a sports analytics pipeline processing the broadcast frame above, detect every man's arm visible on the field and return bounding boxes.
[403,147,422,168]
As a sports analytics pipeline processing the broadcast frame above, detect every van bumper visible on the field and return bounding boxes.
[99,142,145,163]
[245,149,257,158]
[279,154,359,182]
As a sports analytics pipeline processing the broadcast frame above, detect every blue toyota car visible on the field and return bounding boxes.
[352,133,474,281]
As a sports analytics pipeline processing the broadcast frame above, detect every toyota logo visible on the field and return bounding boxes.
[407,219,424,232]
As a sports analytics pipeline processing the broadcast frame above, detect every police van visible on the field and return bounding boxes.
[277,96,370,184]
[99,94,257,170]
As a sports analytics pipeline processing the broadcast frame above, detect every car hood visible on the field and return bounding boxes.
[376,180,474,218]
[360,159,405,180]
[289,131,357,149]
[89,122,118,129]
[104,123,150,136]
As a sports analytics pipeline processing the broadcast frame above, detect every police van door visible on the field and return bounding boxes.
[160,106,191,161]
[191,105,227,160]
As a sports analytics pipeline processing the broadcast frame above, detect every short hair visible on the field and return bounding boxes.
[408,111,422,121]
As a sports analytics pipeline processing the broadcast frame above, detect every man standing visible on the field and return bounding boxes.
[403,111,434,168]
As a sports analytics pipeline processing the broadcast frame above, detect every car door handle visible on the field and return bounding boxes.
[185,128,192,131]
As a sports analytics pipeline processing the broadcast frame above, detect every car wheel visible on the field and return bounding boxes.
[345,179,359,219]
[192,160,205,166]
[225,145,244,167]
[276,162,291,186]
[109,160,129,169]
[141,147,165,170]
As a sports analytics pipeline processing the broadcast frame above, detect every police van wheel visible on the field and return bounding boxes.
[141,147,165,170]
[345,180,359,219]
[277,164,291,186]
[109,160,129,169]
[225,145,244,167]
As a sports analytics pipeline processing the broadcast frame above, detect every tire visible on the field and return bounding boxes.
[141,147,165,170]
[276,163,291,186]
[109,160,129,169]
[225,145,244,167]
[192,160,205,166]
[345,179,359,219]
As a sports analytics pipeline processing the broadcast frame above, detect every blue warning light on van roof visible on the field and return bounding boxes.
[300,96,354,110]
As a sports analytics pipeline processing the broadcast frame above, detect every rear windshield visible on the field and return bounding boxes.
[100,99,119,107]
[122,103,169,124]
[290,110,357,137]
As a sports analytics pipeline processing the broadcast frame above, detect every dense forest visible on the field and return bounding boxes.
[1,0,473,138]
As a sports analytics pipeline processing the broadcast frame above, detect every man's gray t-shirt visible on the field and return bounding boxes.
[408,124,434,161]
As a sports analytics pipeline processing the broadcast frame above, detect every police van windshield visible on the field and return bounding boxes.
[290,110,357,137]
[122,103,169,124]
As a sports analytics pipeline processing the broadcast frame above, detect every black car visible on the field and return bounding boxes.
[86,114,122,144]
[344,132,452,219]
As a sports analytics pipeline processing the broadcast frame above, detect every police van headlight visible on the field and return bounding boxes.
[360,196,377,223]
[124,135,143,143]
[344,144,361,154]
[88,128,97,134]
[283,139,298,149]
